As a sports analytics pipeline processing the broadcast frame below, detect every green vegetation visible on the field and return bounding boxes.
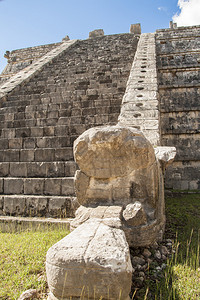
[137,193,200,299]
[0,193,199,299]
[0,226,68,299]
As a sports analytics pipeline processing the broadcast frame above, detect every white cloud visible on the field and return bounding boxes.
[173,0,200,26]
[158,6,167,12]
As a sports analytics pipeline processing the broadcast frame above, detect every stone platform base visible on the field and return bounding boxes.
[0,216,72,232]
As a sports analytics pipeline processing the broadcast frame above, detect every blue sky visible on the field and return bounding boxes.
[0,0,197,73]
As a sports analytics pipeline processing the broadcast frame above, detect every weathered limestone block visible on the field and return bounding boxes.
[70,205,123,231]
[74,125,155,179]
[46,218,132,300]
[46,125,176,299]
[73,125,173,246]
[62,35,70,42]
[154,146,176,169]
[89,29,104,38]
[123,202,147,227]
[130,23,141,35]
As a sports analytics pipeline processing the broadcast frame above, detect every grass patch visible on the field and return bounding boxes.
[137,193,200,299]
[0,226,68,299]
[0,193,200,299]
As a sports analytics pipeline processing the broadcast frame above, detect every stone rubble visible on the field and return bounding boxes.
[18,289,38,300]
[129,238,173,298]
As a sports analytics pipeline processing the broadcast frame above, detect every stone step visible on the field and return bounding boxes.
[118,33,160,146]
[0,124,84,139]
[0,177,75,196]
[0,114,114,135]
[0,161,77,177]
[0,136,75,150]
[0,110,117,129]
[0,215,73,233]
[8,97,120,112]
[0,147,74,162]
[0,195,77,218]
[0,102,116,116]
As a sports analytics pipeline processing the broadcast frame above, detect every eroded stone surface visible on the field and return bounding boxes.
[18,289,38,300]
[70,205,123,231]
[154,146,176,169]
[74,125,155,179]
[123,202,147,227]
[47,122,176,299]
[73,125,171,247]
[89,29,104,38]
[46,218,132,300]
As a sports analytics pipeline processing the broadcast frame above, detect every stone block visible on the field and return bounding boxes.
[44,178,61,195]
[54,125,69,137]
[0,163,9,176]
[0,196,3,214]
[180,181,189,190]
[16,128,31,138]
[9,138,23,149]
[189,181,198,190]
[20,149,35,162]
[89,29,104,38]
[26,196,48,216]
[0,139,8,149]
[2,128,15,139]
[10,162,27,177]
[24,178,44,195]
[35,149,55,162]
[46,162,65,177]
[74,125,155,179]
[123,202,147,226]
[130,23,141,35]
[55,148,73,161]
[4,150,20,162]
[70,205,123,231]
[3,196,26,216]
[61,178,75,196]
[23,138,36,149]
[43,126,55,136]
[154,147,176,169]
[48,197,68,217]
[27,162,47,177]
[73,125,172,247]
[64,161,77,177]
[46,219,132,300]
[4,178,24,194]
[30,127,43,137]
[0,178,3,193]
[36,137,48,148]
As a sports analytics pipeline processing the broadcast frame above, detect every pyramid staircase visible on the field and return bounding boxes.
[0,40,79,218]
[118,33,160,146]
[0,33,139,218]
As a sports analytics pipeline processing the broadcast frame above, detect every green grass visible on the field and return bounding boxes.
[0,193,200,300]
[137,193,200,300]
[0,226,68,299]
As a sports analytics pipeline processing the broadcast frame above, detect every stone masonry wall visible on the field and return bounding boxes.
[156,25,200,190]
[0,42,61,86]
[0,33,139,217]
